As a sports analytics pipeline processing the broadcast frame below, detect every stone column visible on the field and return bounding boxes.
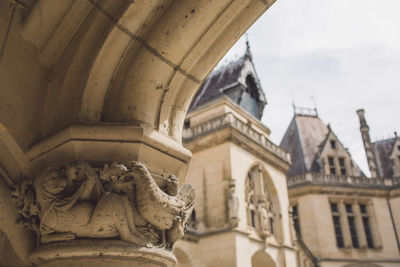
[368,202,383,248]
[0,0,274,265]
[12,160,194,267]
[353,202,367,248]
[338,200,352,248]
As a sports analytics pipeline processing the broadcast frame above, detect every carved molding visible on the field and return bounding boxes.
[12,161,195,251]
[183,112,291,168]
[288,173,400,189]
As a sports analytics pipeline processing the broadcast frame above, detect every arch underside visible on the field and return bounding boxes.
[0,0,276,261]
[15,0,274,144]
[0,0,275,182]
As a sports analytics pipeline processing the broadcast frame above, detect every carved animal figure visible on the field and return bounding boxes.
[127,162,195,247]
[33,166,150,247]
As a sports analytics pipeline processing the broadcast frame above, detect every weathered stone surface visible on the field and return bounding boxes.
[12,161,194,249]
[0,0,274,265]
[30,240,176,267]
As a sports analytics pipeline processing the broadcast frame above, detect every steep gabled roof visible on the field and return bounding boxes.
[318,126,365,177]
[279,115,308,177]
[280,114,328,177]
[280,113,365,177]
[189,53,266,119]
[373,138,395,178]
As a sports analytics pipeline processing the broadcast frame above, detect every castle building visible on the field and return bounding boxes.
[175,49,298,267]
[176,46,400,267]
[280,108,400,267]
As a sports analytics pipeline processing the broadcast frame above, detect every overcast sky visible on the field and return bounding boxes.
[219,0,400,176]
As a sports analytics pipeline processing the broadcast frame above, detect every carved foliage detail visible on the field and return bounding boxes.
[12,161,195,249]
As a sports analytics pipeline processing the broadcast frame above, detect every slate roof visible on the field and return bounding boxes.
[373,138,395,178]
[189,56,246,111]
[280,114,365,178]
[188,53,266,119]
[280,114,328,177]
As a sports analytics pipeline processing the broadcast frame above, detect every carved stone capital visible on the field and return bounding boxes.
[12,161,195,266]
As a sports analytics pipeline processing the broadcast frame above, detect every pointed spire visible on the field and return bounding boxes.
[292,102,296,116]
[311,96,319,117]
[245,33,252,59]
[356,109,380,178]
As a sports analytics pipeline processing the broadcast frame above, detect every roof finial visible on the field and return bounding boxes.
[245,33,251,58]
[310,95,319,117]
[292,102,296,115]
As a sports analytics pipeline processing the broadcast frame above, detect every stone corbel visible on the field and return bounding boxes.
[10,160,195,266]
[0,177,34,261]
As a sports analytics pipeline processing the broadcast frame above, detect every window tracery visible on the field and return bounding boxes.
[245,166,275,238]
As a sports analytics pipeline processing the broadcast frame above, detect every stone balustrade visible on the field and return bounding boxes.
[287,173,400,189]
[183,113,291,163]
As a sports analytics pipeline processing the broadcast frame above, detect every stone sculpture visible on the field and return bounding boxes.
[12,161,195,249]
[228,179,240,227]
[288,206,297,244]
[257,200,270,238]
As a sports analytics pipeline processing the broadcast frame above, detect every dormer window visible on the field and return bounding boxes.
[328,157,336,174]
[339,157,346,175]
[245,75,260,100]
[330,140,336,149]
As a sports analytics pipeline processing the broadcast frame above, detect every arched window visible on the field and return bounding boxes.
[245,166,277,239]
[245,74,260,100]
[246,171,257,228]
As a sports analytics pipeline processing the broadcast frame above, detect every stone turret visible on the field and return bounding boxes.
[356,109,379,178]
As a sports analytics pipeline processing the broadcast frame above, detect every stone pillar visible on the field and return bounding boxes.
[353,202,367,248]
[368,202,383,248]
[338,200,352,248]
[11,160,195,267]
[0,0,274,265]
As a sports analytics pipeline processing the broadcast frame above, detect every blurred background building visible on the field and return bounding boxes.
[175,47,400,267]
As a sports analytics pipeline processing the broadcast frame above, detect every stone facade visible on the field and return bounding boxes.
[174,50,298,267]
[282,110,400,267]
[174,69,400,267]
[175,97,297,267]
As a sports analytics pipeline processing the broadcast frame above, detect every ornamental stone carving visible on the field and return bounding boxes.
[257,200,271,238]
[228,179,240,228]
[11,161,195,249]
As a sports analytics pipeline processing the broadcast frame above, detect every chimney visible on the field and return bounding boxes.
[356,109,379,178]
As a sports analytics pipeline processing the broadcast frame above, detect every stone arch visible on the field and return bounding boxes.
[10,0,272,141]
[244,163,282,242]
[0,0,275,263]
[251,250,276,267]
[78,0,274,142]
[175,247,194,267]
